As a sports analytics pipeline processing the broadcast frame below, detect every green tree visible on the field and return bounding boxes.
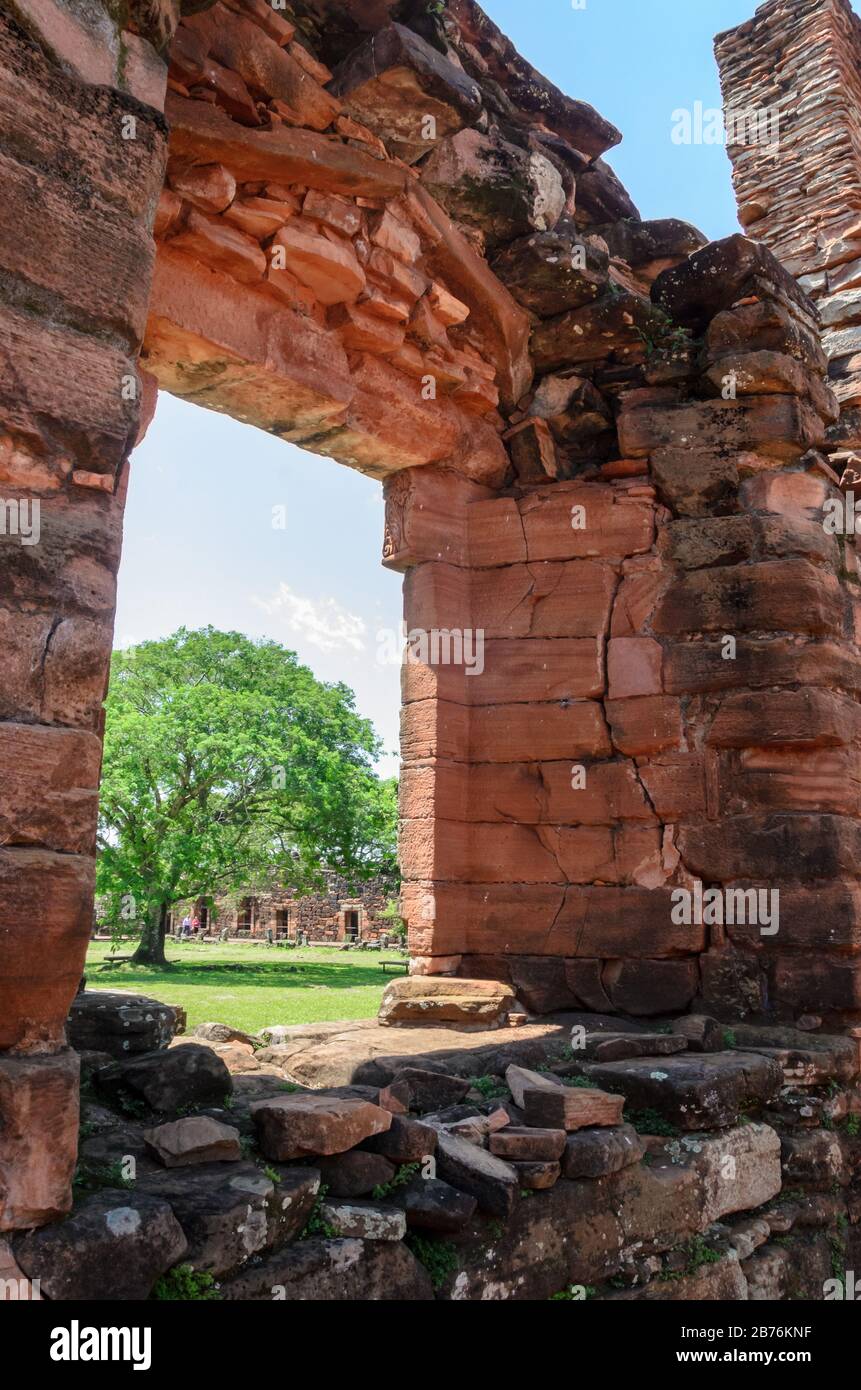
[96,628,398,964]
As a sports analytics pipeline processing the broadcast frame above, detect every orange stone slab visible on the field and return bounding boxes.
[606,696,682,756]
[469,702,611,762]
[403,883,706,957]
[0,849,94,1049]
[0,1051,80,1230]
[398,758,656,826]
[166,93,408,197]
[251,1094,392,1160]
[0,724,102,855]
[400,638,605,706]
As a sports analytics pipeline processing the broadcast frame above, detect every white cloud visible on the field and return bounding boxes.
[253,583,367,654]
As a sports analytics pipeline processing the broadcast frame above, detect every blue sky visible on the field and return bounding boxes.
[121,0,762,777]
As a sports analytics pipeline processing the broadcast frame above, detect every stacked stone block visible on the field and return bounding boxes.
[397,232,860,1030]
[4,0,861,1244]
[0,6,173,1228]
[716,0,861,455]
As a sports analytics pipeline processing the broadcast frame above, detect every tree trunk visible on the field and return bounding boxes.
[132,901,169,965]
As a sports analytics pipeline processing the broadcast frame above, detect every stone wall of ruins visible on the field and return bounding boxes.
[3,0,861,1236]
[0,1,173,1230]
[161,872,393,940]
[716,0,861,457]
[144,0,861,1031]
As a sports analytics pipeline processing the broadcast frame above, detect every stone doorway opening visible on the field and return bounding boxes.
[236,896,259,936]
[4,0,861,1255]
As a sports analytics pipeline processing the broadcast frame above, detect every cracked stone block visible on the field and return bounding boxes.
[220,1236,433,1300]
[581,1053,783,1131]
[652,234,815,333]
[328,23,482,164]
[319,1199,407,1241]
[0,1050,80,1231]
[68,991,180,1058]
[13,1190,187,1300]
[137,1162,319,1276]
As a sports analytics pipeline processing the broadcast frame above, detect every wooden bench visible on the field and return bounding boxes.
[380,958,409,974]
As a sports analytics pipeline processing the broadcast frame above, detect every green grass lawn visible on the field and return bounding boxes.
[84,939,397,1035]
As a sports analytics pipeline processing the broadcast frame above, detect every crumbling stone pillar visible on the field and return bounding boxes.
[624,238,859,1027]
[397,234,861,1032]
[715,0,861,454]
[0,5,172,1226]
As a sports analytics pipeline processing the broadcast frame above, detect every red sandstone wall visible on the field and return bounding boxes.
[2,0,861,1234]
[0,3,173,1226]
[393,236,860,1024]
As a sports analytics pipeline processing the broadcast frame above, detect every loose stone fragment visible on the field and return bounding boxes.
[251,1095,392,1161]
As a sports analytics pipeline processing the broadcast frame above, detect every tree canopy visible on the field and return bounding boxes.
[96,627,398,962]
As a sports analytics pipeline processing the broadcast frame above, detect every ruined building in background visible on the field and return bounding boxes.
[2,0,861,1301]
[160,873,394,941]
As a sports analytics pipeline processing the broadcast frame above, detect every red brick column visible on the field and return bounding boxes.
[0,9,169,1227]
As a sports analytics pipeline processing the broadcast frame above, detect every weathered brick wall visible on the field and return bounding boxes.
[716,0,861,455]
[0,2,174,1226]
[3,0,861,1236]
[395,237,857,1027]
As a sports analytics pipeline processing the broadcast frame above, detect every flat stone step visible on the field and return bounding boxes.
[13,1191,186,1301]
[378,976,515,1028]
[580,1052,783,1131]
[728,1023,858,1085]
[577,1031,689,1062]
[263,1016,576,1089]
